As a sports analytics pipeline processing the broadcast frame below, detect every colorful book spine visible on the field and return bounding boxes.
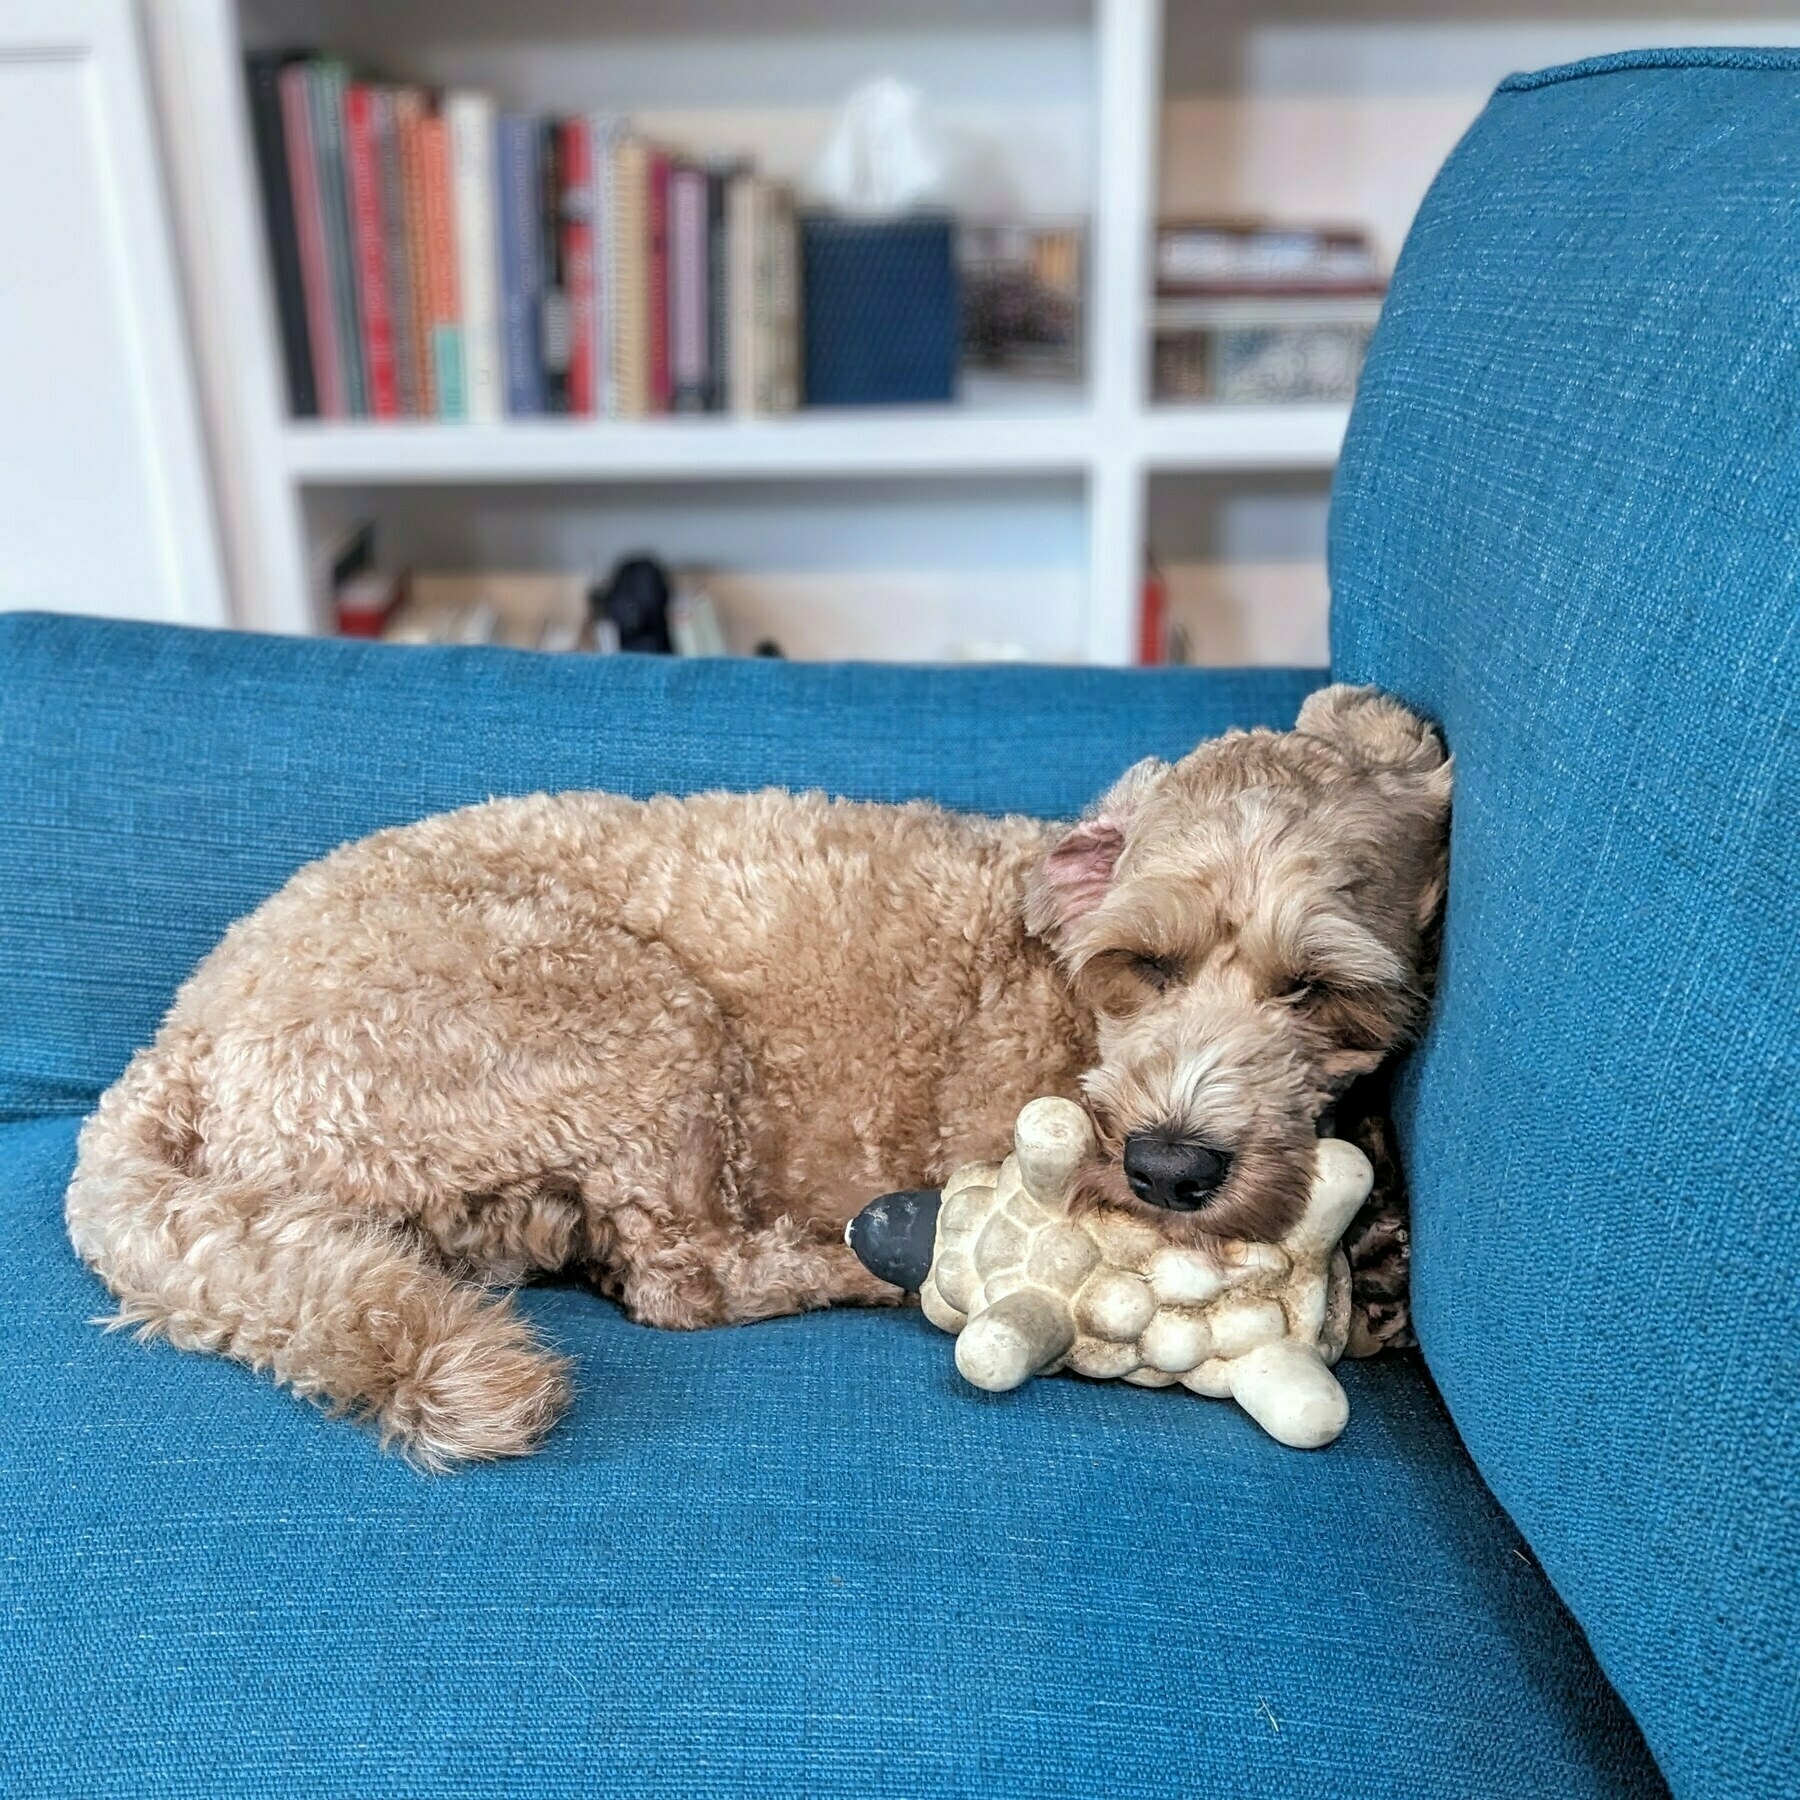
[343,82,399,417]
[765,184,801,414]
[538,126,570,414]
[277,62,342,417]
[496,114,545,416]
[704,162,733,414]
[587,116,620,419]
[558,120,596,416]
[419,112,464,419]
[726,170,759,416]
[446,92,502,423]
[608,135,649,419]
[308,61,366,415]
[375,88,419,418]
[396,93,436,416]
[245,51,316,417]
[669,163,707,413]
[646,148,671,414]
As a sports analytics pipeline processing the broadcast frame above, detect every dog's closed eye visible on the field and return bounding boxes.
[1127,953,1183,991]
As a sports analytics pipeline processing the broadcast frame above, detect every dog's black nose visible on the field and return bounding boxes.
[1122,1133,1230,1211]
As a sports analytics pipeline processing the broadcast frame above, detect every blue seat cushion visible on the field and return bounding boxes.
[2,1114,1662,1796]
[1330,48,1800,1800]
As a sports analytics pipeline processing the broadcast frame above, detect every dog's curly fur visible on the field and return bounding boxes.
[65,684,1449,1466]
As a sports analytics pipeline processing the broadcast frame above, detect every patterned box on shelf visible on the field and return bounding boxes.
[800,213,959,406]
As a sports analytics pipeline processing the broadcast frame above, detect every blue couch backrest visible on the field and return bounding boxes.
[1330,49,1799,1798]
[0,613,1316,1123]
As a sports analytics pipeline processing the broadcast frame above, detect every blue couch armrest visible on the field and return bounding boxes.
[1329,48,1800,1799]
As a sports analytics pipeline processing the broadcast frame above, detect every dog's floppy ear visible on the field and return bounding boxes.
[1297,684,1445,772]
[1298,684,1451,797]
[1024,756,1168,946]
[1301,685,1452,928]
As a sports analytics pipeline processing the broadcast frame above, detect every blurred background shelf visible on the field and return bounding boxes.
[23,0,1783,665]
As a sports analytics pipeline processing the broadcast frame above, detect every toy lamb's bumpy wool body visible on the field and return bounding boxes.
[858,1098,1374,1448]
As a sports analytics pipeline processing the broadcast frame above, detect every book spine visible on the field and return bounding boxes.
[309,62,366,415]
[277,63,340,417]
[669,165,707,413]
[558,119,595,416]
[419,111,464,419]
[608,136,648,419]
[446,92,502,424]
[396,95,435,416]
[767,184,800,414]
[538,124,570,414]
[496,115,545,416]
[343,83,399,418]
[726,170,757,416]
[751,179,773,415]
[646,149,671,414]
[245,52,316,417]
[704,164,731,413]
[587,116,616,419]
[375,89,419,418]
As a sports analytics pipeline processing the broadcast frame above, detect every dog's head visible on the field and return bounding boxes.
[1025,685,1451,1243]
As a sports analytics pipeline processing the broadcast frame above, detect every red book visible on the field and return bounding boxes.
[647,148,671,414]
[279,63,343,417]
[343,83,400,419]
[559,120,595,416]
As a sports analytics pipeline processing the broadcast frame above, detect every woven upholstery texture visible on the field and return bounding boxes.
[0,613,1666,1794]
[3,1111,1661,1797]
[1330,49,1800,1800]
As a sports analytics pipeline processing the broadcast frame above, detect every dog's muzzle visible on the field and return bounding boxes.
[1122,1131,1231,1212]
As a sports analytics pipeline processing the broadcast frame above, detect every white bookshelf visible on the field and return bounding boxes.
[149,0,1799,664]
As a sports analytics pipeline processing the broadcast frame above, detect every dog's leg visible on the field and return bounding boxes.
[66,1045,571,1469]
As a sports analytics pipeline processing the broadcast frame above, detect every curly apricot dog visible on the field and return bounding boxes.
[65,685,1449,1466]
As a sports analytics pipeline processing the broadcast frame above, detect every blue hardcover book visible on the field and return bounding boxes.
[497,115,545,416]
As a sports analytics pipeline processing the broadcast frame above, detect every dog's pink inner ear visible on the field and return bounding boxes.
[1039,814,1126,927]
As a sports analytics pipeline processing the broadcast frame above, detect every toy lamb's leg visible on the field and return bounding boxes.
[955,1290,1077,1391]
[1226,1341,1350,1449]
[66,1050,571,1470]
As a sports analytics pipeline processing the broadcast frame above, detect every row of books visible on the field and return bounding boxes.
[1152,218,1384,404]
[246,52,800,422]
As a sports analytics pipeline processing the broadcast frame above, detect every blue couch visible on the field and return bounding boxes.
[2,47,1792,1799]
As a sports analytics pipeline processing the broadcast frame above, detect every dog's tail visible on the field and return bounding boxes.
[64,1045,571,1469]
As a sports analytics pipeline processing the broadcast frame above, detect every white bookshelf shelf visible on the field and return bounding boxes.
[157,0,1777,662]
[1136,404,1347,473]
[279,403,1349,485]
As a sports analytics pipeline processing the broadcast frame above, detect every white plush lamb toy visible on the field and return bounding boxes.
[848,1097,1374,1449]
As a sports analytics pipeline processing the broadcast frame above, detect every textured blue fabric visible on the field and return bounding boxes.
[1330,48,1799,1800]
[0,612,1318,1123]
[2,1114,1661,1797]
[0,612,1665,1793]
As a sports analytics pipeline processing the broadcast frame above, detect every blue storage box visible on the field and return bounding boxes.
[800,213,959,406]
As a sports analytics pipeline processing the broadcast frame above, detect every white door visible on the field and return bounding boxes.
[0,0,227,625]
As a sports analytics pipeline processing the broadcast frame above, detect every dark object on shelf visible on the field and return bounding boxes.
[846,1189,943,1292]
[801,213,958,406]
[591,556,673,653]
[961,223,1084,378]
[752,639,783,659]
